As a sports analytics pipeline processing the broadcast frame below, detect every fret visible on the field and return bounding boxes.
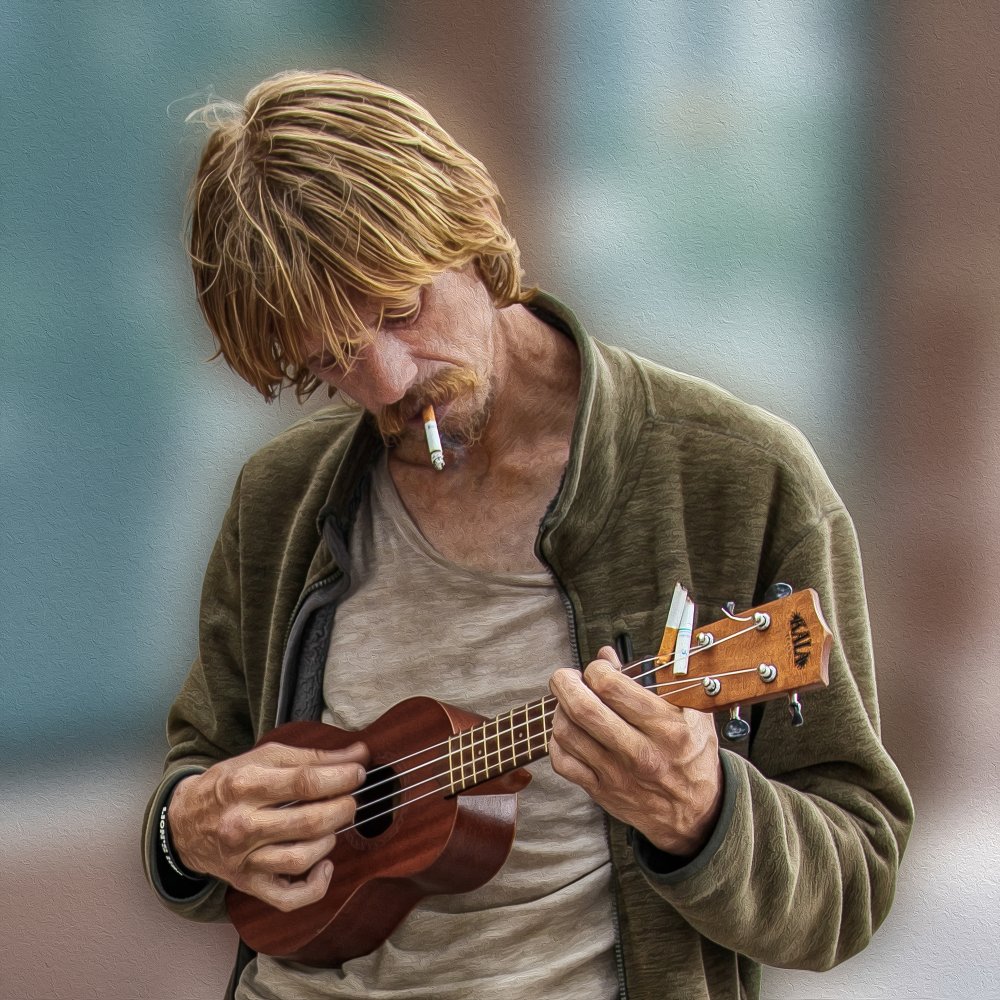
[474,720,487,781]
[489,715,502,778]
[461,726,473,789]
[520,704,530,766]
[505,708,516,771]
[446,697,554,793]
[528,701,545,759]
[469,723,481,785]
[517,704,534,764]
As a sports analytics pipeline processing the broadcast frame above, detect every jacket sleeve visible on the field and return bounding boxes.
[141,470,256,922]
[632,505,914,970]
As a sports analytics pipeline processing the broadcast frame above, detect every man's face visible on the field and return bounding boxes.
[304,267,499,463]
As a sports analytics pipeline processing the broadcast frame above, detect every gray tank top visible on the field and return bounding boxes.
[238,454,615,999]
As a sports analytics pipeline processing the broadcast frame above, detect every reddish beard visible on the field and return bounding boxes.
[375,368,483,442]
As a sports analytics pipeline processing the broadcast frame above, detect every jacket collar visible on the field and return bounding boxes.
[527,291,649,574]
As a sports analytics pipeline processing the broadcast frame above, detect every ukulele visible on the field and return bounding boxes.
[227,588,831,965]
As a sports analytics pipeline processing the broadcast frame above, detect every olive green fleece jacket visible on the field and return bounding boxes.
[142,293,913,999]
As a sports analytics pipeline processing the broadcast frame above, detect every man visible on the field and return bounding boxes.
[143,70,913,1000]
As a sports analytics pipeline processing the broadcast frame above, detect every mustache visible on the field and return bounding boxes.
[375,368,481,439]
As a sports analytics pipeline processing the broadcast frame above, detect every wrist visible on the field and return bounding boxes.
[160,778,206,880]
[640,761,725,857]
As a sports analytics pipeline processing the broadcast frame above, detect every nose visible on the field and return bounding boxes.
[346,332,419,408]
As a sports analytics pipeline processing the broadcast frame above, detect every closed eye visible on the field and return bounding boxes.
[306,352,346,378]
[381,305,419,328]
[380,287,424,329]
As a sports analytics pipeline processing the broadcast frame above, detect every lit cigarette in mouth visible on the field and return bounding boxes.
[422,404,445,471]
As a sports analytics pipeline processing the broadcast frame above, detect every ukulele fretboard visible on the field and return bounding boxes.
[446,698,552,793]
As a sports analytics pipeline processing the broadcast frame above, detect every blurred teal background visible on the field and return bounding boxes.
[2,1,375,767]
[3,2,997,998]
[1,0,869,769]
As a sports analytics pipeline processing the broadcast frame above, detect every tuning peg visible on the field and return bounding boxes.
[764,581,793,602]
[787,692,804,727]
[722,706,751,742]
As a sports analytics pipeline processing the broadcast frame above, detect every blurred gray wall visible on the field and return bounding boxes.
[2,1,997,997]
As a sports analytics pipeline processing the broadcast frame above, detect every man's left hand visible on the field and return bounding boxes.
[549,645,723,857]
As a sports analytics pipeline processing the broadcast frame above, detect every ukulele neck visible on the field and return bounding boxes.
[446,698,552,793]
[444,587,833,794]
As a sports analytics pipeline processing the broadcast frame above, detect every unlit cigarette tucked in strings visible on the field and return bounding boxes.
[422,404,445,471]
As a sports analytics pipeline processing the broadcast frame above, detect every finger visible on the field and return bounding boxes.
[583,658,684,732]
[243,859,335,913]
[594,644,622,668]
[549,729,600,793]
[252,741,370,769]
[549,667,639,754]
[550,704,615,770]
[247,831,340,877]
[222,760,368,807]
[232,794,359,854]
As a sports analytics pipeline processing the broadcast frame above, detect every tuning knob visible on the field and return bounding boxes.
[764,581,793,601]
[722,706,751,742]
[787,692,804,727]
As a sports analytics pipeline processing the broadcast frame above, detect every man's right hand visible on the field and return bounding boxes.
[167,741,369,912]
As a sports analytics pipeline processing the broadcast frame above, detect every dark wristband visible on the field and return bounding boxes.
[158,803,206,881]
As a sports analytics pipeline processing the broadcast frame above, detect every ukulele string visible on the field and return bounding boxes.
[345,700,557,820]
[348,623,760,807]
[347,652,671,805]
[335,680,702,836]
[344,658,658,803]
[344,625,756,807]
[338,626,763,832]
[646,663,767,693]
[337,703,567,836]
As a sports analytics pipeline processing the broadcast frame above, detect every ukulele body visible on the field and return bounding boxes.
[226,697,532,966]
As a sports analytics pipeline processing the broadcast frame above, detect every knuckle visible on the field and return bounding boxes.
[584,664,611,693]
[247,875,288,911]
[265,882,299,913]
[291,766,319,799]
[218,810,253,850]
[272,848,308,874]
[550,713,571,744]
[549,743,571,777]
[223,767,257,801]
[276,879,324,913]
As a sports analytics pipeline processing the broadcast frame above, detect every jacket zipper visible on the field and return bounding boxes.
[283,572,340,650]
[539,536,629,1000]
[606,814,630,1000]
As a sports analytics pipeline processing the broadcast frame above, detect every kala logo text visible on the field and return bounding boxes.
[789,613,812,669]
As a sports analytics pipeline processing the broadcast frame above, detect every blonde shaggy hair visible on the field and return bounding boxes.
[186,70,531,400]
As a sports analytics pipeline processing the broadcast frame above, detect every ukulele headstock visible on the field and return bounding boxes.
[649,588,831,714]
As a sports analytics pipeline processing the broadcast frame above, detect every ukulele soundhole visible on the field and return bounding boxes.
[353,763,402,839]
